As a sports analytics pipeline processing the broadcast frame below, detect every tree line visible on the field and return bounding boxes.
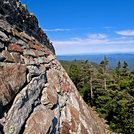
[67,56,134,134]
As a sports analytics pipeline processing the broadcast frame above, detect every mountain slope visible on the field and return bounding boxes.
[0,0,101,134]
[59,60,100,71]
[60,60,114,74]
[57,54,134,70]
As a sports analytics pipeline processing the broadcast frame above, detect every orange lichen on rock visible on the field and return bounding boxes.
[28,41,41,50]
[71,118,75,132]
[9,44,23,52]
[69,106,79,121]
[45,46,50,55]
[61,83,72,93]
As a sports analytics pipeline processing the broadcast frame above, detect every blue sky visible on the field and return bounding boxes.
[21,0,134,55]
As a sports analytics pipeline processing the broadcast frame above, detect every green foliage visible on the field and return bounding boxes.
[116,60,121,79]
[59,60,101,72]
[120,79,130,89]
[100,56,109,90]
[60,59,134,134]
[109,100,134,133]
[68,63,81,86]
[79,84,90,104]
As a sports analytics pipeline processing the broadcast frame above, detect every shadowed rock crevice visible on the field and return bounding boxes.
[51,117,58,134]
[18,103,35,134]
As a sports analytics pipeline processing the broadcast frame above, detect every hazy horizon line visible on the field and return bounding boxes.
[56,52,134,56]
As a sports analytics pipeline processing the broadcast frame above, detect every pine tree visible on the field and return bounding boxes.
[100,55,109,90]
[116,60,121,79]
[68,60,80,86]
[88,61,94,105]
[122,61,129,77]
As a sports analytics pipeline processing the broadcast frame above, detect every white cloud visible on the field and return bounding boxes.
[103,26,113,29]
[43,28,70,32]
[52,34,134,47]
[88,33,107,39]
[43,27,91,32]
[115,36,127,40]
[71,37,83,41]
[116,30,134,36]
[53,35,134,55]
[52,38,109,47]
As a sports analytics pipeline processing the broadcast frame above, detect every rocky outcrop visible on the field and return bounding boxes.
[23,105,54,134]
[0,0,101,134]
[0,64,27,108]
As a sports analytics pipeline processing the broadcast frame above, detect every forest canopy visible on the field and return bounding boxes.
[60,57,134,134]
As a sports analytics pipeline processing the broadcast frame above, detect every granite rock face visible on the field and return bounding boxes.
[23,105,54,134]
[0,64,27,107]
[0,0,101,134]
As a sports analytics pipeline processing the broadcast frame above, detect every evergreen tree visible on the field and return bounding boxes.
[79,60,91,103]
[122,61,129,77]
[116,60,121,79]
[89,61,94,105]
[68,60,80,86]
[66,58,134,134]
[100,55,109,90]
[81,60,90,85]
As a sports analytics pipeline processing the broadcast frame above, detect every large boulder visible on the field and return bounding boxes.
[3,73,46,134]
[23,105,54,134]
[0,64,27,111]
[41,83,57,109]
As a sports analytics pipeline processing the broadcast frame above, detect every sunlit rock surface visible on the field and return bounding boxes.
[0,0,101,133]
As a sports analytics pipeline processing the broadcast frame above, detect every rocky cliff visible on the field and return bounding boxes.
[0,0,100,134]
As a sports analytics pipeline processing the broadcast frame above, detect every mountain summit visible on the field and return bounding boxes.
[0,0,102,133]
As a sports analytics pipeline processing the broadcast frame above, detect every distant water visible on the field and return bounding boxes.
[57,53,134,70]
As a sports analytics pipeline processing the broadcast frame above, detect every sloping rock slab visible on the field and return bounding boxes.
[81,123,89,134]
[41,83,57,109]
[60,122,71,134]
[47,69,61,93]
[0,64,27,108]
[3,73,46,134]
[23,105,54,134]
